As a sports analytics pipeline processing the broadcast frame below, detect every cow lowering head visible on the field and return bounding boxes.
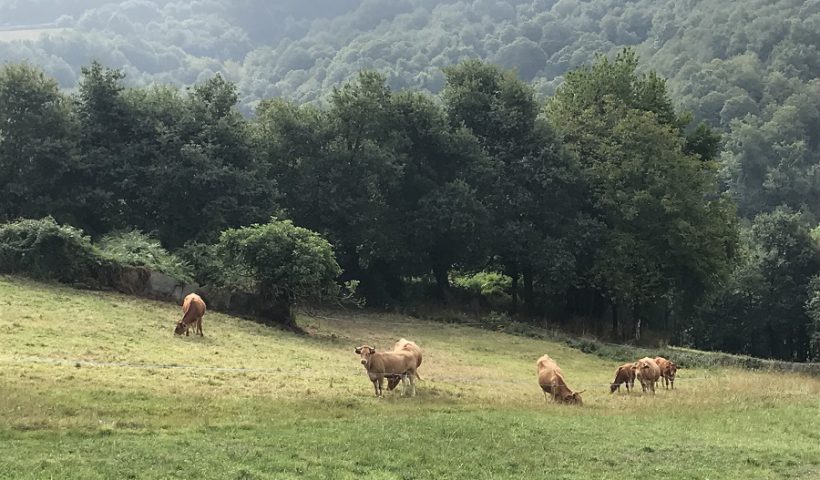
[562,390,584,405]
[173,321,187,335]
[354,345,376,365]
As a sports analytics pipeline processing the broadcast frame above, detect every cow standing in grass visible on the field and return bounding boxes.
[633,357,661,394]
[536,354,583,405]
[610,363,636,393]
[174,293,206,336]
[355,345,420,397]
[387,338,423,391]
[654,356,678,389]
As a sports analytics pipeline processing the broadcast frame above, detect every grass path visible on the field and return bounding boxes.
[0,276,818,479]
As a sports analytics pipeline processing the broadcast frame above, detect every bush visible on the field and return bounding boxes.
[453,271,512,309]
[98,230,193,283]
[216,218,342,324]
[0,217,111,284]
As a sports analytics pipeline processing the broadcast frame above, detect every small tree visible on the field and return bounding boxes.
[216,218,341,326]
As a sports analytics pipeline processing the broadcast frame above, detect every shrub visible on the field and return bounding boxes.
[98,230,193,283]
[0,217,111,284]
[216,218,342,324]
[453,271,512,309]
[454,271,511,297]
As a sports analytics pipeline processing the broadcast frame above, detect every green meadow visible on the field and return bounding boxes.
[0,276,818,479]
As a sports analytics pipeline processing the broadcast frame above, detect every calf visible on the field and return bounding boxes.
[536,354,583,405]
[633,357,661,394]
[355,345,419,397]
[610,363,636,393]
[174,293,206,336]
[654,356,678,389]
[387,338,423,391]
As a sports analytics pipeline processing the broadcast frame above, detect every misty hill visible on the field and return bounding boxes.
[3,0,817,220]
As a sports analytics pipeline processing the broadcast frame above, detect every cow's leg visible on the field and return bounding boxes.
[197,317,203,336]
[400,374,408,397]
[372,379,380,397]
[377,377,384,397]
[408,373,416,397]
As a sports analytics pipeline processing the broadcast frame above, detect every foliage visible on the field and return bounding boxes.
[453,271,512,298]
[0,63,75,223]
[546,49,738,339]
[0,217,109,284]
[808,276,820,361]
[693,208,820,361]
[96,231,193,283]
[216,218,342,304]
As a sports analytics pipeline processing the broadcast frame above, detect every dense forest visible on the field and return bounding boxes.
[1,0,819,362]
[1,0,819,219]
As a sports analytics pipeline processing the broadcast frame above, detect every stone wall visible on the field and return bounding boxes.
[111,266,291,325]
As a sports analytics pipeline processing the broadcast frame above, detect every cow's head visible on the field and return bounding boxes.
[563,390,584,405]
[173,322,186,335]
[634,360,650,373]
[354,345,375,365]
[667,362,678,379]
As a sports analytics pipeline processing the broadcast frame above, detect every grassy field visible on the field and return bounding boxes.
[0,276,818,479]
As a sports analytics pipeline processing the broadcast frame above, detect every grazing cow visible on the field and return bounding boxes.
[654,356,678,390]
[536,354,584,405]
[610,363,636,393]
[174,293,206,336]
[387,338,423,391]
[355,345,420,397]
[633,357,661,394]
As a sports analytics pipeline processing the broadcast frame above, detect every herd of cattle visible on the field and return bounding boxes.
[354,339,678,404]
[173,293,679,405]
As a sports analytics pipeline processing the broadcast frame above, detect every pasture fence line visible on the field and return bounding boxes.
[0,354,712,390]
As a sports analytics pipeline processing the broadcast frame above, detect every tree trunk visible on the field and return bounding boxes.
[431,259,451,303]
[611,298,619,340]
[510,271,519,314]
[522,265,534,314]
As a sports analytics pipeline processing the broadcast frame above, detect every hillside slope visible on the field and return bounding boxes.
[0,276,818,479]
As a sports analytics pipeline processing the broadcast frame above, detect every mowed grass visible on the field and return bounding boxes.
[0,276,818,479]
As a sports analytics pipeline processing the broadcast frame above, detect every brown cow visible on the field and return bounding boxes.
[387,338,423,391]
[536,354,583,405]
[633,357,661,394]
[355,345,419,397]
[610,363,636,393]
[654,356,678,389]
[174,293,206,336]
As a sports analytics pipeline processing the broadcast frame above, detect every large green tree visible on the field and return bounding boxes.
[0,64,75,223]
[546,50,737,338]
[442,59,582,313]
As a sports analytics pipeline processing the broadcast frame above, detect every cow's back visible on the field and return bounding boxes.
[637,357,660,381]
[394,338,423,367]
[182,293,206,319]
[536,354,562,376]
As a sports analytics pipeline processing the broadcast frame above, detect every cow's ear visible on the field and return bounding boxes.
[355,347,361,354]
[371,347,376,352]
